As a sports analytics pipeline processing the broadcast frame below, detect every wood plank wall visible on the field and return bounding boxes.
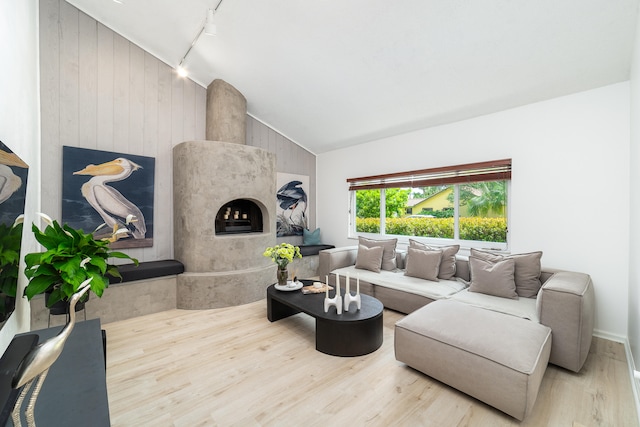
[39,0,205,263]
[246,116,317,244]
[39,0,316,261]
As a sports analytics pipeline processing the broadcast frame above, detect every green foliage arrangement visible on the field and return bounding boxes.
[354,218,381,233]
[459,217,507,242]
[355,188,410,218]
[263,243,302,270]
[448,181,507,217]
[355,217,507,243]
[0,219,23,298]
[24,215,138,307]
[422,208,454,218]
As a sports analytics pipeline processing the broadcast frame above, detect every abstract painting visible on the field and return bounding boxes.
[276,173,309,237]
[62,146,155,249]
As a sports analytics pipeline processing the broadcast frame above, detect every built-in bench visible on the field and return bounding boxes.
[30,260,185,329]
[108,259,184,283]
[299,244,335,257]
[291,245,335,278]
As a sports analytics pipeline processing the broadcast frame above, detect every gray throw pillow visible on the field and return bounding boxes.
[468,256,518,299]
[355,245,384,273]
[359,237,397,270]
[471,249,542,298]
[409,239,460,280]
[404,247,441,281]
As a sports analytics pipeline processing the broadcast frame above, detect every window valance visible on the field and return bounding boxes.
[347,159,512,191]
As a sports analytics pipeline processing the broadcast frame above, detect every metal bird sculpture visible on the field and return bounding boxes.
[73,158,146,239]
[10,278,93,427]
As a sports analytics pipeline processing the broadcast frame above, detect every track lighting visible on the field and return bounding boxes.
[176,1,223,78]
[204,9,216,36]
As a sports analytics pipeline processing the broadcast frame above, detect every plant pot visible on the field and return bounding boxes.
[0,295,15,322]
[45,291,89,316]
[277,268,288,287]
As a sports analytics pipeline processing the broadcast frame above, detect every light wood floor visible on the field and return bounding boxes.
[103,300,639,426]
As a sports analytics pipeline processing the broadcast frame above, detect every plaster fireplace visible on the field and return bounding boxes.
[215,199,263,235]
[173,80,276,309]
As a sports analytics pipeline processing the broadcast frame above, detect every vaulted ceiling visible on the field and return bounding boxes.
[66,0,638,154]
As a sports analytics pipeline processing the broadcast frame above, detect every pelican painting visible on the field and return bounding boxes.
[73,158,147,239]
[0,147,28,205]
[276,173,309,237]
[0,142,29,228]
[62,146,154,248]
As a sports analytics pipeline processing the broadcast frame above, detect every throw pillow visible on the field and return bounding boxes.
[409,239,460,280]
[468,256,518,299]
[303,228,321,245]
[470,249,543,298]
[359,236,398,270]
[404,247,441,281]
[355,245,384,273]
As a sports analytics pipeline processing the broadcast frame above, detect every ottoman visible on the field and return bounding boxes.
[395,299,551,420]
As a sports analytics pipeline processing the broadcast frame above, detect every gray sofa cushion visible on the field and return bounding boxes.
[471,249,542,298]
[355,244,384,272]
[332,265,466,301]
[359,236,397,270]
[409,239,459,280]
[468,256,518,299]
[404,247,441,281]
[395,299,552,420]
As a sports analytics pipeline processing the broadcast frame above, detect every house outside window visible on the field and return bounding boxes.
[348,159,510,249]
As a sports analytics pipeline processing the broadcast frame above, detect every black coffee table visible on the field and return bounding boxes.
[267,280,384,356]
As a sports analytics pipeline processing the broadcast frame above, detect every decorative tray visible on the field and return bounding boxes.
[275,281,303,291]
[301,283,334,294]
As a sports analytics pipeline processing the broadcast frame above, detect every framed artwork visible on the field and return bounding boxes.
[0,141,28,227]
[276,173,309,237]
[62,146,155,249]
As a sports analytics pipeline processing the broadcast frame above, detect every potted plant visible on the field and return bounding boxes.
[263,243,302,286]
[23,214,138,313]
[0,216,24,321]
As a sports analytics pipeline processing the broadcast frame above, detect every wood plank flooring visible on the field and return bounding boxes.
[103,300,639,426]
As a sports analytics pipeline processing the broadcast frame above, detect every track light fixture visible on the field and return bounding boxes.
[176,0,223,78]
[204,9,217,36]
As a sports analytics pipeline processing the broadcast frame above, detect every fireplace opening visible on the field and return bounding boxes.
[215,199,264,235]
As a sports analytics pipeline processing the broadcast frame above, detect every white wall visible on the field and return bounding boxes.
[0,0,40,349]
[318,83,630,338]
[629,6,640,370]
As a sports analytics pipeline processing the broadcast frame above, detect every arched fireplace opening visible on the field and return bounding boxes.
[215,199,264,235]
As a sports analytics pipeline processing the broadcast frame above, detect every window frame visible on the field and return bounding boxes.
[347,160,511,251]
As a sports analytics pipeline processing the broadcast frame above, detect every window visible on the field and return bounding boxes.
[348,159,510,248]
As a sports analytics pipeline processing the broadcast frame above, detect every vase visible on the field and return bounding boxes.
[277,267,288,287]
[45,291,89,316]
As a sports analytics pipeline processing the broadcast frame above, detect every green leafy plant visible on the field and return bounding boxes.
[263,243,301,270]
[0,219,23,298]
[24,214,138,307]
[355,217,507,243]
[0,217,24,321]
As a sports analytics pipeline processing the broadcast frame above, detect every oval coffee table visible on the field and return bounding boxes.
[267,279,383,356]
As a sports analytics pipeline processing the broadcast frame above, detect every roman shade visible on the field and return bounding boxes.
[347,159,511,191]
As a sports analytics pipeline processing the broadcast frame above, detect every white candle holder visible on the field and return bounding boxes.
[324,273,343,314]
[344,291,361,312]
[343,273,361,311]
[324,293,343,315]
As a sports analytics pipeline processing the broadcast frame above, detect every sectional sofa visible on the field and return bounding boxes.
[318,239,595,420]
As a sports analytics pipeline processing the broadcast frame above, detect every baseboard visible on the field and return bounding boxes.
[622,337,640,423]
[592,330,640,421]
[593,329,627,343]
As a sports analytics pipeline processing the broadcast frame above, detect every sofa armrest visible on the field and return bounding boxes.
[537,270,595,372]
[318,246,358,280]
